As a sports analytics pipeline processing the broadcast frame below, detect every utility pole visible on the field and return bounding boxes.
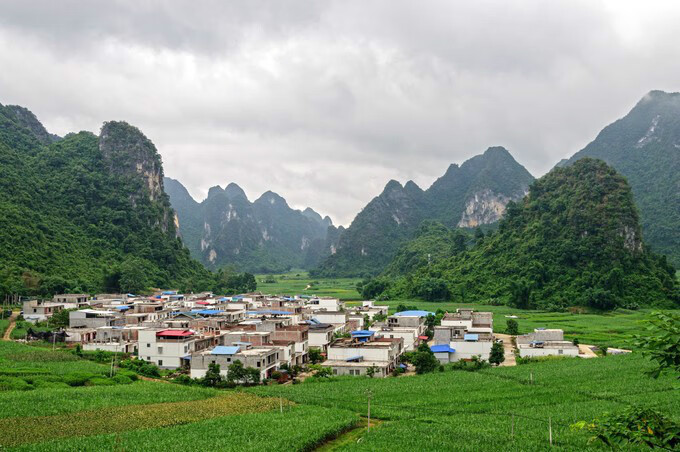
[511,414,514,439]
[549,416,552,446]
[367,389,372,432]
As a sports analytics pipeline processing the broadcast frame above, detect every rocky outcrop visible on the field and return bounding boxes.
[99,121,164,203]
[457,189,525,228]
[315,146,535,276]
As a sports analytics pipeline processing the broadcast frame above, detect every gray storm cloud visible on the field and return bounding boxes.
[1,0,679,225]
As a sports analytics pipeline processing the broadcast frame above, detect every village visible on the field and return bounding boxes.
[17,291,611,382]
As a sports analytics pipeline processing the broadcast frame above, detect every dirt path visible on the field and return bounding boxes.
[315,418,383,451]
[578,344,599,358]
[2,311,18,341]
[495,333,517,367]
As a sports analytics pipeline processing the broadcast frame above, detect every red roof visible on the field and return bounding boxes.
[418,335,429,340]
[156,329,194,337]
[195,301,211,305]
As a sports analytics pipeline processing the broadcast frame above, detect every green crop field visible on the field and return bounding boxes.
[349,300,674,349]
[0,341,360,450]
[256,271,363,300]
[256,273,676,348]
[252,353,680,451]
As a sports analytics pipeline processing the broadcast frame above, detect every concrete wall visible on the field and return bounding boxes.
[518,346,579,358]
[449,341,493,361]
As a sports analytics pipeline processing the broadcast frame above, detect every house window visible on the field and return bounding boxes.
[256,361,261,368]
[211,360,216,364]
[146,343,150,348]
[333,369,338,375]
[227,358,231,362]
[558,349,563,355]
[158,360,163,366]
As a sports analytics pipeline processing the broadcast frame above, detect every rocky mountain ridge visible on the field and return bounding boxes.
[165,178,339,272]
[313,146,534,277]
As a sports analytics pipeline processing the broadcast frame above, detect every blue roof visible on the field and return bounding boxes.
[217,297,228,301]
[247,310,290,316]
[115,306,130,310]
[346,355,363,362]
[195,309,222,315]
[399,363,408,369]
[393,310,434,317]
[162,291,177,295]
[431,344,456,353]
[351,330,375,337]
[464,334,479,341]
[211,346,240,355]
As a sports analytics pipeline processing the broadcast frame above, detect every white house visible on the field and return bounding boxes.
[138,328,200,369]
[517,329,579,358]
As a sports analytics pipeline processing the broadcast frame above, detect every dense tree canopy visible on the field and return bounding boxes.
[0,103,214,297]
[381,159,678,310]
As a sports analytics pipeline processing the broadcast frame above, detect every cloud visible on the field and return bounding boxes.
[1,0,680,225]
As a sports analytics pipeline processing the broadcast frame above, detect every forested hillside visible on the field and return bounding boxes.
[0,103,214,296]
[166,178,339,273]
[314,147,534,277]
[379,159,678,309]
[565,90,680,267]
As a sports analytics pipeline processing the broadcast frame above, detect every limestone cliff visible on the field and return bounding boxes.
[457,189,526,228]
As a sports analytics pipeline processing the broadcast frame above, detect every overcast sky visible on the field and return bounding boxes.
[1,1,680,225]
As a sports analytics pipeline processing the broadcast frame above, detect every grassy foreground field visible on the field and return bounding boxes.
[252,353,680,451]
[0,342,359,450]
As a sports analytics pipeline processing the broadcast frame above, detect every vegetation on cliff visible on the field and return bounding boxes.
[379,159,677,309]
[0,103,214,296]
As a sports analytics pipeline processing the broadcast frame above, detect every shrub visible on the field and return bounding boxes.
[87,377,116,386]
[63,372,98,387]
[448,355,490,372]
[0,376,33,391]
[112,374,133,385]
[506,319,519,335]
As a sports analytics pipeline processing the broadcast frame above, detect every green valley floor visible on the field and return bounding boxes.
[1,339,678,450]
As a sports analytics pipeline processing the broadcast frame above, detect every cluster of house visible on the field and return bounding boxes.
[23,294,583,378]
[23,293,423,379]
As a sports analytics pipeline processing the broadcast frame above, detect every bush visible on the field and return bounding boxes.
[87,377,116,386]
[448,355,490,372]
[112,374,133,385]
[506,319,519,335]
[63,372,98,387]
[0,376,33,391]
[116,370,139,381]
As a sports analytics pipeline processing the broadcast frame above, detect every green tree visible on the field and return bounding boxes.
[202,362,223,387]
[505,319,519,335]
[308,348,324,364]
[412,343,439,375]
[635,311,680,378]
[489,341,505,366]
[366,365,377,378]
[48,308,76,329]
[244,367,260,385]
[119,257,151,294]
[226,360,246,383]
